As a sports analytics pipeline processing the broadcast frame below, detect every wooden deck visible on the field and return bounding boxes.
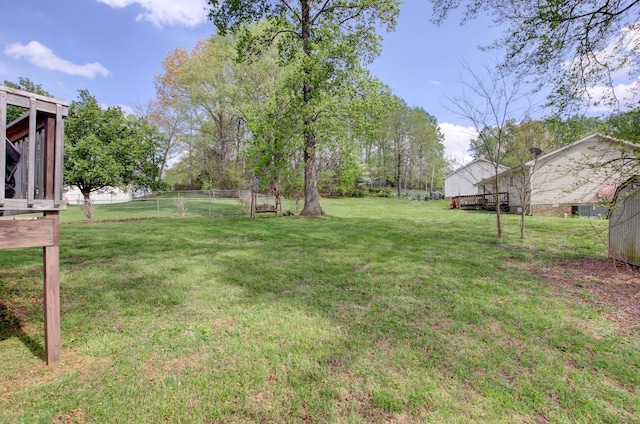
[451,192,509,211]
[1,85,68,365]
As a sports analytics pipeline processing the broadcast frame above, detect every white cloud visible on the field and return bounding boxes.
[4,41,110,79]
[567,23,640,110]
[99,102,136,116]
[439,122,476,167]
[96,0,208,28]
[120,104,136,116]
[585,81,640,112]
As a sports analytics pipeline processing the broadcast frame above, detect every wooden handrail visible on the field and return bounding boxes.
[1,85,68,213]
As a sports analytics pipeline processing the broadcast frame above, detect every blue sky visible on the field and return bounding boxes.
[2,0,514,165]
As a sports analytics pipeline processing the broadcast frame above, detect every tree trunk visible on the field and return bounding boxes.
[300,130,325,216]
[396,149,402,198]
[298,0,324,217]
[493,170,503,240]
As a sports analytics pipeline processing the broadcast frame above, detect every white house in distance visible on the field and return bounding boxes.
[444,158,509,199]
[478,133,639,216]
[64,186,132,204]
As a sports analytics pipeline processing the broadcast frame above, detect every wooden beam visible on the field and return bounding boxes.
[0,217,58,249]
[54,105,64,206]
[43,212,61,365]
[0,198,67,211]
[44,116,55,199]
[0,86,69,116]
[0,90,6,206]
[27,98,36,207]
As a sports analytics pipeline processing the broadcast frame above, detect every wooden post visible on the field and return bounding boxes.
[43,212,61,365]
[43,115,61,365]
[0,90,6,206]
[250,191,256,218]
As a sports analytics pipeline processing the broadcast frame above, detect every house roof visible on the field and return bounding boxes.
[523,132,636,167]
[475,132,637,186]
[444,157,509,179]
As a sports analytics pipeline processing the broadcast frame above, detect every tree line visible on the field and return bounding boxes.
[153,33,447,202]
[5,12,448,211]
[6,0,640,217]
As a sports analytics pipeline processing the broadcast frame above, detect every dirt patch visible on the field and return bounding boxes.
[52,408,87,423]
[0,353,103,403]
[529,258,640,331]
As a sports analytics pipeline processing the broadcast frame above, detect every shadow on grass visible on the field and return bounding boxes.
[2,211,633,421]
[0,301,45,360]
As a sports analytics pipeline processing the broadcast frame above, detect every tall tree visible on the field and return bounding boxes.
[384,98,412,197]
[139,98,186,181]
[207,0,400,216]
[342,77,394,189]
[543,115,604,146]
[154,46,203,189]
[407,107,446,193]
[184,38,248,189]
[604,109,640,143]
[429,0,640,112]
[64,90,163,200]
[245,76,303,202]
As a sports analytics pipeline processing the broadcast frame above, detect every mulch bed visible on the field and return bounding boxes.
[528,258,640,331]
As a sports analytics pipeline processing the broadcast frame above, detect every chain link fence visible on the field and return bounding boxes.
[68,190,291,221]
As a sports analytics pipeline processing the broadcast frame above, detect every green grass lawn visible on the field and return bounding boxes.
[63,196,247,222]
[1,198,637,423]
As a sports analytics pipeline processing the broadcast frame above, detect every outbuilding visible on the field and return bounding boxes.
[609,176,640,266]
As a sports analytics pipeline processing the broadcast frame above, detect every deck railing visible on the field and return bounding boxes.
[452,192,509,211]
[1,85,68,213]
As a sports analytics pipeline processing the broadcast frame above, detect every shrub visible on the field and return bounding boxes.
[76,199,95,222]
[366,187,393,197]
[172,197,187,217]
[350,187,367,198]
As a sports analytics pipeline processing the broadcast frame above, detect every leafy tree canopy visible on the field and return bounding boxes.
[603,109,640,143]
[429,0,640,112]
[207,0,401,216]
[64,89,165,200]
[543,115,605,146]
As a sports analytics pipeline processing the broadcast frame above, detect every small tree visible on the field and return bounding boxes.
[172,196,187,217]
[448,62,529,240]
[76,198,95,222]
[508,120,555,238]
